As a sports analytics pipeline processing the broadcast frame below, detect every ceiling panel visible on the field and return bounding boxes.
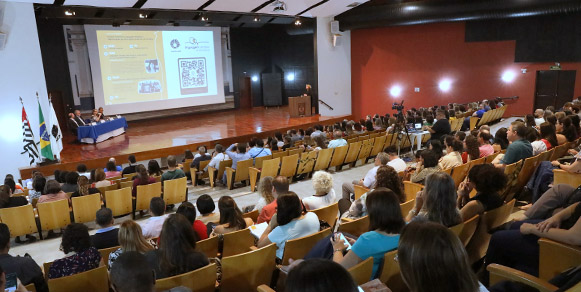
[141,0,207,10]
[257,0,320,16]
[205,0,266,13]
[64,0,137,8]
[305,0,369,17]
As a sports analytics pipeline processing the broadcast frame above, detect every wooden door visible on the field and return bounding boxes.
[534,70,576,110]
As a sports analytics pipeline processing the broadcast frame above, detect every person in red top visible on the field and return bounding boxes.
[132,165,156,197]
[176,202,208,241]
[256,176,289,224]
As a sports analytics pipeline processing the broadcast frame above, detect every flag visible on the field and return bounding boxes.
[38,101,54,160]
[48,97,63,159]
[21,106,40,165]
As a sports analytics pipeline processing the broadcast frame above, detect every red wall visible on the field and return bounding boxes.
[351,22,581,120]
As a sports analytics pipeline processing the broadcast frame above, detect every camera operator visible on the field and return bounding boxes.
[423,109,451,143]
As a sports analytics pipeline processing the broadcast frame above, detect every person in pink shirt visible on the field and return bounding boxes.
[105,161,121,179]
[38,180,70,204]
[477,131,495,157]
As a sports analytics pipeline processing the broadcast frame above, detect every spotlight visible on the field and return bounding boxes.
[252,76,259,82]
[200,14,209,21]
[294,18,302,26]
[389,85,402,97]
[64,9,75,16]
[501,70,516,83]
[286,73,295,81]
[253,16,260,22]
[139,13,148,19]
[438,79,452,92]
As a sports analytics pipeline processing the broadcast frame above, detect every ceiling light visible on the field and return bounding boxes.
[253,16,260,22]
[200,15,209,21]
[294,18,302,26]
[64,9,75,16]
[403,5,419,11]
[252,76,259,82]
[286,73,295,81]
[389,85,402,97]
[501,70,516,83]
[438,79,452,92]
[139,13,148,19]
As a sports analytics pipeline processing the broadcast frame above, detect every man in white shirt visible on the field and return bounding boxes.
[327,130,348,148]
[141,197,168,239]
[534,109,545,126]
[204,144,229,172]
[341,152,390,201]
[384,146,407,172]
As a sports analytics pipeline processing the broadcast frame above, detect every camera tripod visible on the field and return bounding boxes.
[390,112,415,157]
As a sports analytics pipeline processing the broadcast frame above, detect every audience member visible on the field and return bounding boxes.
[147,160,163,177]
[493,127,509,152]
[438,136,463,170]
[90,208,119,249]
[141,197,168,239]
[462,135,480,163]
[519,184,580,220]
[196,194,219,224]
[557,116,578,143]
[48,223,101,279]
[253,176,275,212]
[145,214,209,279]
[303,171,336,210]
[161,155,185,183]
[204,144,229,172]
[534,109,545,125]
[223,143,251,184]
[132,165,156,197]
[190,146,212,170]
[409,150,440,184]
[0,223,47,292]
[285,259,358,292]
[425,109,451,142]
[58,170,68,185]
[211,196,253,236]
[257,176,289,224]
[71,176,99,198]
[108,220,153,269]
[0,186,27,209]
[399,221,484,292]
[494,121,533,169]
[407,173,462,227]
[341,152,389,201]
[176,202,208,241]
[104,157,123,172]
[458,164,506,221]
[105,161,122,178]
[477,131,494,157]
[384,146,407,172]
[29,175,46,200]
[110,252,155,292]
[76,163,90,178]
[92,168,112,188]
[248,139,272,162]
[121,155,138,176]
[331,188,404,278]
[61,171,79,193]
[38,180,69,204]
[328,130,348,148]
[258,192,320,259]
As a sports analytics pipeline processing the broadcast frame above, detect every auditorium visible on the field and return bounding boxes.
[1,0,581,291]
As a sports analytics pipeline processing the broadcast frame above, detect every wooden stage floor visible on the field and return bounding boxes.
[20,106,350,178]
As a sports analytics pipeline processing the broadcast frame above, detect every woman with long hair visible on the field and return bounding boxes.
[211,196,253,235]
[176,202,208,241]
[569,114,581,138]
[525,114,536,128]
[427,140,443,160]
[0,185,27,209]
[398,221,483,292]
[92,168,112,188]
[71,176,99,198]
[410,150,440,185]
[147,160,163,177]
[406,173,461,227]
[457,164,506,221]
[105,161,121,178]
[556,116,577,143]
[145,214,209,279]
[461,135,480,163]
[132,164,156,196]
[531,122,558,155]
[253,176,275,212]
[108,220,154,269]
[493,127,509,152]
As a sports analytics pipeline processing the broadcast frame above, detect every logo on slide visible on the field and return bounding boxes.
[186,37,199,49]
[170,39,180,49]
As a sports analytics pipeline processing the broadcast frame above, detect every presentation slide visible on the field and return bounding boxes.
[85,25,225,115]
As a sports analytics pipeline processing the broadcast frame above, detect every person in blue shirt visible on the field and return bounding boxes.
[247,138,272,162]
[331,188,405,279]
[327,131,348,148]
[223,143,251,184]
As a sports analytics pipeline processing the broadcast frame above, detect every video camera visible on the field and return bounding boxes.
[392,101,404,111]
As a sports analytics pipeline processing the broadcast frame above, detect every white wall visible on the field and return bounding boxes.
[0,1,49,179]
[316,17,351,117]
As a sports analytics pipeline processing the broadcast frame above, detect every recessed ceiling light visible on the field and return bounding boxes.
[64,9,75,16]
[294,18,302,26]
[139,13,148,19]
[253,16,260,22]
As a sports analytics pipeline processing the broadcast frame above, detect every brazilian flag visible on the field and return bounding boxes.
[39,102,54,160]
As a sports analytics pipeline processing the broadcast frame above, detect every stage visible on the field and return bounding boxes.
[19,106,350,178]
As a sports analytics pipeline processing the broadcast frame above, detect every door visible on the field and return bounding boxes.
[534,70,576,110]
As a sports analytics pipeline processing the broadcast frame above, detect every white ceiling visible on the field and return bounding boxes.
[11,0,369,17]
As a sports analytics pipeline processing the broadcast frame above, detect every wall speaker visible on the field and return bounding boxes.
[331,20,340,34]
[333,34,343,47]
[0,33,6,50]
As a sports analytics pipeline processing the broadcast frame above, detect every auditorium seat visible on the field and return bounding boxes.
[99,245,120,264]
[403,181,423,202]
[450,162,471,190]
[105,187,132,217]
[249,157,280,192]
[254,155,273,170]
[192,160,210,186]
[272,150,288,160]
[243,210,259,223]
[221,228,255,258]
[225,158,253,190]
[162,176,188,205]
[281,228,332,265]
[221,243,277,292]
[208,159,232,188]
[0,204,38,238]
[278,154,299,180]
[196,236,219,259]
[400,199,415,217]
[354,185,370,200]
[47,265,108,292]
[458,215,480,246]
[367,135,387,163]
[343,141,362,169]
[552,169,581,189]
[357,139,374,165]
[310,202,338,229]
[134,182,161,218]
[155,263,217,292]
[378,249,405,292]
[313,148,333,172]
[449,221,464,237]
[37,199,71,236]
[338,215,369,238]
[71,193,102,224]
[328,145,348,171]
[347,257,374,285]
[296,150,317,177]
[119,181,133,190]
[501,160,523,202]
[513,154,542,196]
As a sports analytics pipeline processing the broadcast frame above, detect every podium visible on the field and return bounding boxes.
[289,95,312,117]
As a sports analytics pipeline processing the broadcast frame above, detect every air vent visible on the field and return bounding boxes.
[347,2,361,8]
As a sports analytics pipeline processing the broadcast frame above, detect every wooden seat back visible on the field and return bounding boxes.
[343,142,362,166]
[281,228,332,265]
[272,151,287,159]
[254,155,272,169]
[221,244,277,292]
[354,185,370,200]
[400,199,415,216]
[539,238,581,281]
[0,204,37,237]
[449,221,465,236]
[97,184,118,196]
[450,162,471,190]
[135,182,162,213]
[329,145,349,169]
[370,136,387,157]
[466,199,515,263]
[484,152,500,164]
[458,215,479,246]
[163,177,187,205]
[182,159,193,175]
[71,193,102,223]
[313,148,334,171]
[208,159,232,187]
[279,154,299,178]
[468,156,485,169]
[37,199,71,231]
[222,228,256,258]
[120,180,133,190]
[194,160,211,180]
[403,181,423,202]
[243,210,259,223]
[47,265,109,292]
[288,148,302,156]
[310,202,338,228]
[99,246,120,264]
[338,216,369,237]
[357,139,374,162]
[261,158,281,178]
[553,169,581,188]
[196,236,219,259]
[348,257,374,285]
[296,150,317,175]
[234,158,254,182]
[501,160,523,201]
[105,187,132,217]
[378,249,406,292]
[513,154,542,196]
[155,263,217,292]
[538,148,554,162]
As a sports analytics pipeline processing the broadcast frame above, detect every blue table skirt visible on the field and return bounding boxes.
[77,117,128,142]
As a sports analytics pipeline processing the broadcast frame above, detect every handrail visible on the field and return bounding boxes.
[319,99,334,110]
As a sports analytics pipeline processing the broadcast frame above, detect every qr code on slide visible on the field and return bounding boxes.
[179,58,207,88]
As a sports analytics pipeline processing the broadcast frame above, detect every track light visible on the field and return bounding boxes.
[294,18,302,26]
[253,16,260,22]
[64,9,75,16]
[139,13,148,19]
[200,14,209,21]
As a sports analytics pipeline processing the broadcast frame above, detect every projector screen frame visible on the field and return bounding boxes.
[84,25,225,115]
